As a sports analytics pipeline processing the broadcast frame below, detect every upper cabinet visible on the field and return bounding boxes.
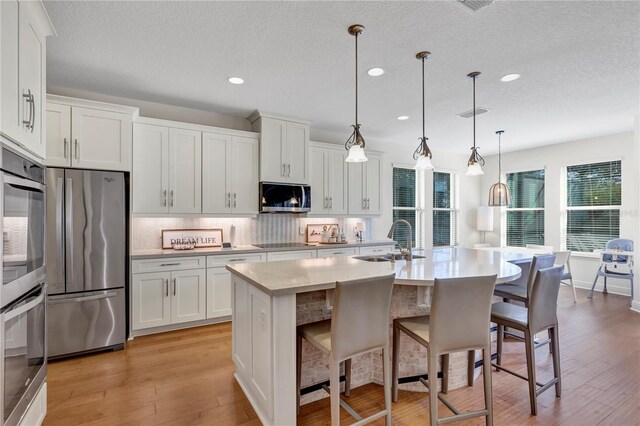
[45,96,138,170]
[1,0,55,158]
[310,143,348,215]
[249,111,310,185]
[347,152,383,216]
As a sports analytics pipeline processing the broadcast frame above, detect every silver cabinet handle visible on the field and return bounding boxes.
[366,198,370,210]
[324,197,328,209]
[333,251,345,255]
[165,279,169,297]
[233,192,237,208]
[160,263,181,267]
[22,90,33,130]
[287,164,291,177]
[162,190,167,207]
[226,192,231,208]
[329,197,333,209]
[74,139,79,159]
[229,258,247,262]
[30,92,35,132]
[282,163,286,177]
[362,199,366,210]
[173,278,177,296]
[63,138,68,159]
[170,190,174,207]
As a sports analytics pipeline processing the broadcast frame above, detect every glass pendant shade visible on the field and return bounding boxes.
[466,162,484,176]
[415,154,433,170]
[346,144,368,162]
[488,182,511,206]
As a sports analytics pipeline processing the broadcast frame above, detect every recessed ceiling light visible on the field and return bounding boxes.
[367,68,385,77]
[227,77,244,85]
[500,73,521,82]
[397,115,409,121]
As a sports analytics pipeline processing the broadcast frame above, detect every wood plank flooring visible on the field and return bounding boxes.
[44,287,640,425]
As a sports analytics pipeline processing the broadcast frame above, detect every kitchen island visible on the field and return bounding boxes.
[227,247,525,426]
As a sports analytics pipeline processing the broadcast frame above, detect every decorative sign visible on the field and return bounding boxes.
[162,229,223,249]
[306,224,339,243]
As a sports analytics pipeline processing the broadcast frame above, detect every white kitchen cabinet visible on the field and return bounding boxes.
[206,253,265,319]
[168,128,202,213]
[132,271,172,330]
[132,123,201,214]
[45,96,138,170]
[249,112,310,184]
[359,245,395,256]
[310,143,348,215]
[317,247,358,258]
[266,250,317,262]
[202,133,259,215]
[170,269,206,324]
[348,152,383,215]
[0,0,54,158]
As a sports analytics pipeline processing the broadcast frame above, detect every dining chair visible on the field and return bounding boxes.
[391,275,497,425]
[296,273,396,425]
[554,250,577,302]
[491,265,564,415]
[494,254,556,305]
[588,239,634,305]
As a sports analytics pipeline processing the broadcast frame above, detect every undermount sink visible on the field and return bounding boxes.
[353,254,426,262]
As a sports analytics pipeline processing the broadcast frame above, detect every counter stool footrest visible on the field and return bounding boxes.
[491,362,544,387]
[536,378,559,396]
[503,331,551,349]
[300,374,346,396]
[398,371,443,385]
[439,409,489,424]
[322,384,389,425]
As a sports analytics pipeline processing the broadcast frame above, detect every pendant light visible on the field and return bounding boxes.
[466,71,485,176]
[345,24,368,163]
[413,51,434,170]
[488,130,512,206]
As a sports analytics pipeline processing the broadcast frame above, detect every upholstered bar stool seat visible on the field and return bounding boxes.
[298,319,332,353]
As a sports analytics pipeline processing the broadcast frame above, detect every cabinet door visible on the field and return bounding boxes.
[347,162,366,215]
[132,124,169,214]
[71,107,132,170]
[168,128,202,213]
[309,146,327,214]
[207,267,232,319]
[327,149,348,214]
[366,154,383,214]
[45,103,71,167]
[0,0,21,143]
[132,272,171,330]
[18,2,46,156]
[231,136,259,214]
[202,132,231,214]
[171,269,206,324]
[259,117,286,182]
[286,121,309,184]
[266,250,317,261]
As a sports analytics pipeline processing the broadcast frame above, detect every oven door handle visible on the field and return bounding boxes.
[2,174,46,192]
[4,291,45,322]
[48,291,118,304]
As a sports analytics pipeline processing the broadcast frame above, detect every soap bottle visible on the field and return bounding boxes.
[340,228,346,243]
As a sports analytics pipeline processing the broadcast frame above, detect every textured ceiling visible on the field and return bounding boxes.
[44,1,639,154]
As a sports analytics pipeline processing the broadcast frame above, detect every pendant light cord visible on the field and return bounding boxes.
[472,75,476,153]
[422,57,425,140]
[498,132,502,182]
[355,32,359,126]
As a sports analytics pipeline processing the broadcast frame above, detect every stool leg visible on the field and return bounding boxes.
[428,351,439,425]
[496,324,504,369]
[482,348,493,426]
[467,350,475,387]
[329,357,341,425]
[524,330,538,415]
[296,334,302,415]
[382,347,392,426]
[550,326,562,397]
[392,323,400,403]
[442,354,450,393]
[344,359,351,397]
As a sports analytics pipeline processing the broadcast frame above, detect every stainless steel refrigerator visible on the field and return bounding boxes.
[45,168,126,358]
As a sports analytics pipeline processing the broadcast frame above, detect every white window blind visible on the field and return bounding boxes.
[563,160,621,253]
[505,169,545,247]
[392,167,425,249]
[433,171,458,247]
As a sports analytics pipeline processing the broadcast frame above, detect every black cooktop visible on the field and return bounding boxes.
[253,243,312,249]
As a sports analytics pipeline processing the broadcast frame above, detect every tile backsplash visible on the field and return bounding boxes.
[131,216,371,250]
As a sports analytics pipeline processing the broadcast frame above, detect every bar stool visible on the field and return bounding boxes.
[391,275,497,426]
[296,273,395,425]
[491,265,564,415]
[494,254,556,306]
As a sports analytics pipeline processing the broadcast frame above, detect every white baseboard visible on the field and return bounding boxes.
[631,300,640,313]
[574,280,632,297]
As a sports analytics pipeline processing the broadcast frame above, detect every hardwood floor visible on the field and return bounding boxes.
[44,287,640,426]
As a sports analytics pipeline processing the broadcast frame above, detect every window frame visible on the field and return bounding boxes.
[501,167,546,248]
[392,163,426,249]
[560,157,623,254]
[432,168,459,248]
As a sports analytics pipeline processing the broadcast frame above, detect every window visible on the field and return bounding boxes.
[392,167,425,249]
[505,169,545,247]
[433,172,457,247]
[564,161,621,253]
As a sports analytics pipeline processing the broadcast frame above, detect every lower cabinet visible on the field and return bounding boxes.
[131,268,206,330]
[266,250,317,262]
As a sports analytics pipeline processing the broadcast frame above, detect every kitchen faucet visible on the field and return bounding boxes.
[387,220,413,261]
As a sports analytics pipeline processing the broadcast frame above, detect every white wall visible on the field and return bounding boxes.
[633,116,640,311]
[480,131,638,297]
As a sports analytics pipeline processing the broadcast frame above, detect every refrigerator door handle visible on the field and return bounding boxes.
[65,177,74,289]
[56,177,65,285]
[48,291,119,304]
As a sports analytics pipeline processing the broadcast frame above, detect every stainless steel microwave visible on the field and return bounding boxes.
[259,183,311,213]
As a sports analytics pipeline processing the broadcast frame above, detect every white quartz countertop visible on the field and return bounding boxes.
[227,247,527,296]
[130,240,395,259]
